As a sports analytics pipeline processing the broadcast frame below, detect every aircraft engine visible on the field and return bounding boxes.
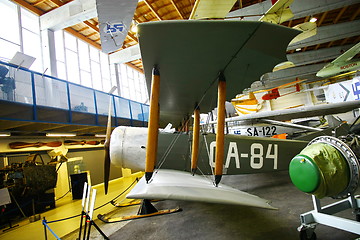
[289,135,360,199]
[110,126,147,172]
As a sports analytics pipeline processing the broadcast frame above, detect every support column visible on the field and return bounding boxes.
[145,66,160,183]
[215,72,226,187]
[191,105,200,175]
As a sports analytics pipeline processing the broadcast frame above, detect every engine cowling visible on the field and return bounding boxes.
[289,136,360,199]
[110,126,147,172]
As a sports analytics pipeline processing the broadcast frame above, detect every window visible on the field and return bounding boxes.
[0,1,42,71]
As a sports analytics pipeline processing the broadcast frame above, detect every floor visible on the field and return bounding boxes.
[1,171,359,240]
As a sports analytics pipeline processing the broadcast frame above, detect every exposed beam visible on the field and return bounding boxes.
[47,0,63,7]
[125,62,144,74]
[144,0,162,20]
[33,0,48,7]
[287,44,354,66]
[11,0,44,15]
[40,0,97,30]
[227,0,360,21]
[109,44,141,64]
[170,0,184,19]
[84,20,99,32]
[65,27,101,49]
[333,6,348,24]
[288,20,360,50]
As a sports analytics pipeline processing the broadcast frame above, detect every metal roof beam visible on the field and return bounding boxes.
[227,0,360,20]
[288,20,360,50]
[288,44,355,66]
[40,0,97,31]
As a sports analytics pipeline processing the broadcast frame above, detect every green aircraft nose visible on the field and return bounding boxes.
[289,143,350,199]
[289,155,320,193]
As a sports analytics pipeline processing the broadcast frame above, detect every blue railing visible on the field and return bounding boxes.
[0,60,149,127]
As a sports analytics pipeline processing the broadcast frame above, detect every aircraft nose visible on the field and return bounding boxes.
[289,142,350,199]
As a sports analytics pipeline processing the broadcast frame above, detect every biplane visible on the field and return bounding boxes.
[98,0,360,213]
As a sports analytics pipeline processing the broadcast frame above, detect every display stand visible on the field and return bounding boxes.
[298,194,360,240]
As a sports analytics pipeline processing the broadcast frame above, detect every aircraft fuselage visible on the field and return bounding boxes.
[110,126,308,175]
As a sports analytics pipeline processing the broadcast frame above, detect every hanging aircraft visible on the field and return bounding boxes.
[316,41,360,78]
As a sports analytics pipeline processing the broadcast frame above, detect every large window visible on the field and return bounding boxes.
[0,0,148,103]
[0,0,42,72]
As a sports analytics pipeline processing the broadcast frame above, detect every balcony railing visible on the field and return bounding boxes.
[0,61,149,128]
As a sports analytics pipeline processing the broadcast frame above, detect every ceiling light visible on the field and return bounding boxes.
[95,134,106,138]
[310,17,317,23]
[46,133,76,137]
[295,48,302,52]
[0,133,11,137]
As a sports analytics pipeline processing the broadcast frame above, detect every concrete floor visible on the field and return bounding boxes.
[1,171,359,240]
[109,171,360,240]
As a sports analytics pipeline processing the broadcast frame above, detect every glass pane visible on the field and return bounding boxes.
[0,0,20,44]
[22,29,42,72]
[0,39,20,61]
[89,46,99,62]
[64,32,77,52]
[56,61,67,80]
[1,64,33,104]
[80,70,92,88]
[34,74,68,109]
[21,8,40,34]
[54,30,65,62]
[69,84,95,113]
[78,40,90,71]
[95,91,114,116]
[100,53,110,78]
[66,50,80,83]
[91,61,102,91]
[142,104,149,122]
[114,97,130,119]
[130,101,143,120]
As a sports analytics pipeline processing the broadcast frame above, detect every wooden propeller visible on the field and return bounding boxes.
[64,140,101,145]
[104,86,117,195]
[9,141,62,149]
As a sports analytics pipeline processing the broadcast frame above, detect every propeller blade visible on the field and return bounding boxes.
[104,86,117,195]
[9,141,62,149]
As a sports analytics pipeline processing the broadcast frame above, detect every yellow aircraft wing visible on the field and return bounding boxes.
[189,0,237,19]
[259,0,294,24]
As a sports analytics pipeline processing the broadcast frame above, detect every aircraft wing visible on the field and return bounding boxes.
[127,169,276,209]
[331,42,360,64]
[222,100,360,123]
[138,20,300,127]
[95,0,137,53]
[259,0,294,24]
[189,0,237,19]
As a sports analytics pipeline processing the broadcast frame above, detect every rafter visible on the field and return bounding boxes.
[11,0,44,15]
[144,0,162,21]
[126,62,144,74]
[170,0,184,19]
[65,27,101,50]
[84,20,99,32]
[47,0,64,7]
[33,0,47,6]
[350,6,360,21]
[333,6,348,24]
[86,32,98,38]
[317,11,328,26]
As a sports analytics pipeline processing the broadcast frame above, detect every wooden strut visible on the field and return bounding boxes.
[145,66,160,183]
[191,106,200,175]
[215,72,226,187]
